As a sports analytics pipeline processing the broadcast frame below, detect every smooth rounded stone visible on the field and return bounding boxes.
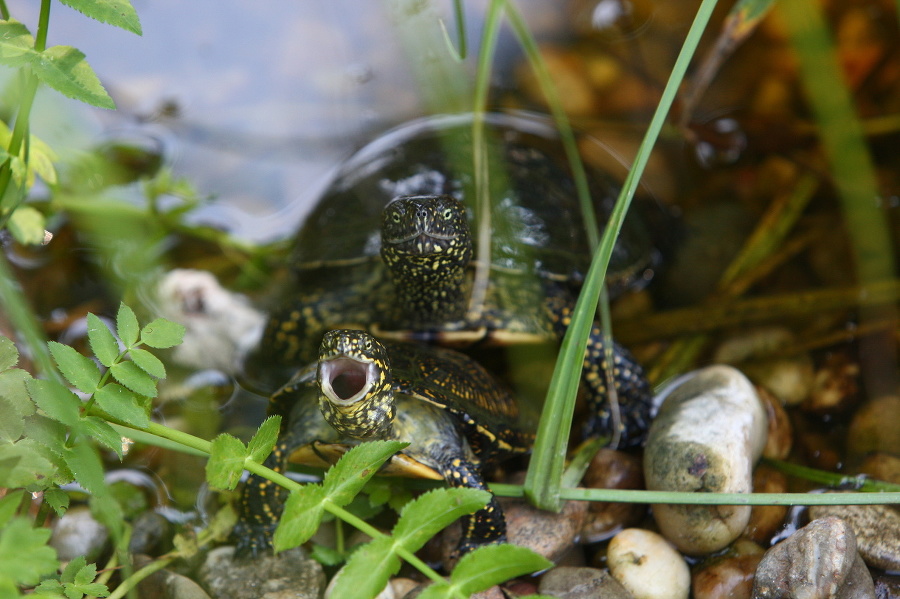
[50,505,110,562]
[199,546,325,599]
[803,353,860,413]
[847,395,900,457]
[608,528,690,599]
[129,511,172,555]
[752,517,875,599]
[755,386,792,460]
[644,365,767,555]
[809,501,900,571]
[166,573,212,599]
[581,449,646,543]
[538,566,634,599]
[858,453,900,484]
[692,553,763,599]
[744,466,789,545]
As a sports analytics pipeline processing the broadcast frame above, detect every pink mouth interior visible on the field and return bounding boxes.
[325,358,369,400]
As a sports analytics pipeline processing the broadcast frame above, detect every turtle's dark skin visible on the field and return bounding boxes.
[246,112,655,446]
[234,329,530,559]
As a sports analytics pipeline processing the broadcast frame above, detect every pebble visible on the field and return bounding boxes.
[692,553,763,599]
[809,501,900,571]
[499,496,588,563]
[802,352,860,413]
[607,528,690,599]
[580,449,646,543]
[847,395,900,457]
[134,555,212,599]
[857,452,900,484]
[643,365,767,554]
[538,566,634,599]
[756,386,792,460]
[129,511,173,556]
[198,545,325,599]
[744,465,789,545]
[50,505,109,562]
[752,517,874,599]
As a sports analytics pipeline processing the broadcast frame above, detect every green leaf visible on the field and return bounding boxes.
[445,544,552,597]
[28,379,81,427]
[81,416,126,458]
[58,0,142,35]
[31,45,115,109]
[272,485,327,552]
[322,440,407,507]
[0,335,17,371]
[0,20,36,68]
[0,440,55,486]
[7,205,46,245]
[327,537,399,599]
[27,133,59,185]
[0,372,34,440]
[0,518,57,586]
[139,318,185,349]
[116,303,139,348]
[44,488,70,517]
[86,313,120,368]
[247,416,281,463]
[128,348,165,378]
[110,360,157,398]
[205,434,247,491]
[93,383,149,428]
[49,341,101,395]
[392,488,490,552]
[0,490,24,526]
[63,440,106,494]
[61,555,87,583]
[309,543,345,567]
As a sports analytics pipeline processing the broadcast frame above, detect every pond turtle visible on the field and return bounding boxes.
[248,112,656,446]
[234,329,531,558]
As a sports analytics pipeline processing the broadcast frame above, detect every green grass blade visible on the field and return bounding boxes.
[523,0,723,511]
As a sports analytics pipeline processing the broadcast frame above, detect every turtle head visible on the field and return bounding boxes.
[381,195,473,273]
[316,329,395,439]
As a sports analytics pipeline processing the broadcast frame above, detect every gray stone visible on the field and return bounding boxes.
[199,545,325,599]
[752,517,875,599]
[810,502,900,571]
[539,567,634,599]
[50,505,109,562]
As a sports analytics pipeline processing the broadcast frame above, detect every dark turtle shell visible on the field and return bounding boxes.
[292,111,654,293]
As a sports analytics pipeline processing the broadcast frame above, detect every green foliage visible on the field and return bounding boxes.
[34,556,109,598]
[205,415,282,490]
[58,0,142,35]
[417,545,553,598]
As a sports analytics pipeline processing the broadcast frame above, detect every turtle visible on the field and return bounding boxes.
[234,329,531,559]
[246,112,656,446]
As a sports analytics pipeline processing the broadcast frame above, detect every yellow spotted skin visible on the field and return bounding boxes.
[233,330,530,559]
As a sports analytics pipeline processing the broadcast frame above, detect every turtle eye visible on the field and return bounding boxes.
[391,212,401,224]
[442,208,454,220]
[363,339,372,350]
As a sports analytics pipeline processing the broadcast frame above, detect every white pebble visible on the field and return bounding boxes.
[607,528,690,599]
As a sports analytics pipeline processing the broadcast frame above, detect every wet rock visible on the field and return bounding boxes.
[802,353,860,413]
[847,395,900,457]
[874,574,900,599]
[744,466,789,545]
[857,453,900,484]
[756,386,792,460]
[644,365,767,554]
[129,511,173,555]
[50,505,109,562]
[809,501,900,571]
[581,449,646,543]
[538,566,634,599]
[692,553,763,599]
[198,545,325,599]
[386,578,419,599]
[500,496,588,563]
[607,528,690,599]
[752,516,875,599]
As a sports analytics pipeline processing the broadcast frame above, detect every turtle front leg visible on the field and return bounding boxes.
[545,293,653,448]
[437,455,507,556]
[232,444,290,558]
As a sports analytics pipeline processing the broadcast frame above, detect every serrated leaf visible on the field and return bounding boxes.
[89,493,123,540]
[31,45,114,109]
[63,439,105,494]
[322,440,407,507]
[0,490,24,527]
[81,415,125,458]
[93,383,149,428]
[393,488,490,553]
[0,440,55,486]
[61,555,87,583]
[58,0,142,35]
[49,341,101,395]
[247,416,281,463]
[0,336,18,371]
[87,314,120,367]
[110,360,156,398]
[8,205,46,245]
[0,369,33,415]
[128,347,165,378]
[0,397,25,441]
[205,433,247,491]
[0,518,57,586]
[0,20,36,68]
[272,485,327,551]
[27,132,58,185]
[309,543,345,567]
[116,303,139,348]
[24,414,68,456]
[73,561,98,587]
[139,318,185,349]
[28,378,81,427]
[447,544,553,597]
[44,488,70,516]
[327,537,399,599]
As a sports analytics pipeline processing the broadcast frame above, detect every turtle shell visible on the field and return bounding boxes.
[292,111,654,292]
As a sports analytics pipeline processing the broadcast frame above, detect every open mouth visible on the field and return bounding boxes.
[318,356,376,405]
